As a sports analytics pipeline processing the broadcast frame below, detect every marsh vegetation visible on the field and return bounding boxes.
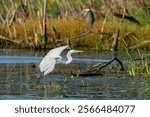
[0,0,150,50]
[0,0,149,99]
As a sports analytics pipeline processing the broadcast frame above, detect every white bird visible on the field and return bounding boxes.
[39,45,83,75]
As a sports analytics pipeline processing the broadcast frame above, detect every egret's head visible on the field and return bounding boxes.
[65,45,71,50]
[66,50,84,64]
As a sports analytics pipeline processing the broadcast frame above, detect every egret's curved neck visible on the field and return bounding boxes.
[58,51,73,64]
[65,52,72,64]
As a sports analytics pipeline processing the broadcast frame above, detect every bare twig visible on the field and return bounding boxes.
[33,26,38,47]
[114,12,141,25]
[2,0,9,13]
[0,35,20,44]
[23,19,27,38]
[100,8,111,39]
[51,26,60,47]
[129,40,150,50]
[13,25,16,38]
[68,30,91,40]
[43,0,47,49]
[37,9,43,35]
[112,28,120,51]
[0,14,5,23]
[20,0,29,18]
[9,7,17,27]
[58,30,92,46]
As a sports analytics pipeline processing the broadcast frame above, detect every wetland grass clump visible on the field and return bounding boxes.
[123,39,150,78]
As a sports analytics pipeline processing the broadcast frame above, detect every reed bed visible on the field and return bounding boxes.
[0,0,150,50]
[0,17,150,51]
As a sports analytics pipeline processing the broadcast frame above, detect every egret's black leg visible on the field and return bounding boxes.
[37,74,43,84]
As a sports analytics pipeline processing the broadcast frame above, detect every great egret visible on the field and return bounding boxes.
[83,8,95,29]
[39,45,83,75]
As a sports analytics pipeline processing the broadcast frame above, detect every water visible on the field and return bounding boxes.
[0,49,149,100]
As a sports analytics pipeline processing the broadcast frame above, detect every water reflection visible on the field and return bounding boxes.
[0,49,149,100]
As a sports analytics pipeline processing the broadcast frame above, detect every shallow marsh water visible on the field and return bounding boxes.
[0,49,149,100]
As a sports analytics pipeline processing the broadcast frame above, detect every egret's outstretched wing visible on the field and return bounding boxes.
[40,58,57,75]
[44,45,70,59]
[39,45,70,75]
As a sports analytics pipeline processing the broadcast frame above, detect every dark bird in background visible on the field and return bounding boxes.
[82,8,95,29]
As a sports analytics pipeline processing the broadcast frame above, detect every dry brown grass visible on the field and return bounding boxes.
[0,17,150,50]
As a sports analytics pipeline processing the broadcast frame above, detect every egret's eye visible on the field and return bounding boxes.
[66,47,71,50]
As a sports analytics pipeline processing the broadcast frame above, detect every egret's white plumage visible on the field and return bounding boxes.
[39,45,83,75]
[40,59,57,75]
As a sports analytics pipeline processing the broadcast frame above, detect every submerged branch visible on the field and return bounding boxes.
[72,54,124,76]
[73,27,124,75]
[85,57,124,74]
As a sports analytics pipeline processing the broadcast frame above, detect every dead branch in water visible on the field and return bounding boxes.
[85,57,124,73]
[71,27,124,76]
[72,57,124,76]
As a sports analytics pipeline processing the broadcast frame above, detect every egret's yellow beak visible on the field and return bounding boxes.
[75,50,84,53]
